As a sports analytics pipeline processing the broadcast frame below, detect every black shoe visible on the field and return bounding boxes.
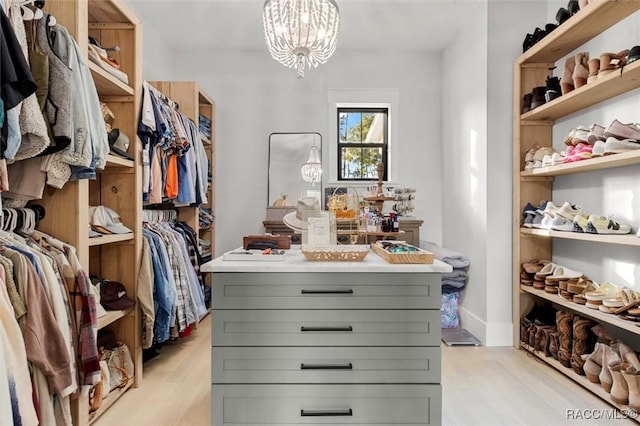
[530,86,547,110]
[545,23,557,35]
[523,33,535,53]
[556,7,570,24]
[522,93,533,114]
[545,74,561,102]
[628,46,640,64]
[568,0,579,15]
[533,27,546,43]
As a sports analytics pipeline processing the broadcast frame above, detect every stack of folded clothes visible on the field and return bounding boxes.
[199,113,212,140]
[421,241,470,328]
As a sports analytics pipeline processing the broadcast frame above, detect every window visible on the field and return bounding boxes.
[337,107,388,181]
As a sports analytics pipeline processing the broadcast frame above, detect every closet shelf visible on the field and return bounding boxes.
[88,0,138,23]
[521,150,640,177]
[516,0,640,65]
[520,228,640,246]
[520,343,635,413]
[97,307,134,330]
[88,62,134,97]
[88,233,135,247]
[105,154,135,168]
[521,285,640,335]
[521,59,640,122]
[87,379,135,425]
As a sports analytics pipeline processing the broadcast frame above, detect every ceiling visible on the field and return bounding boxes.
[126,0,484,52]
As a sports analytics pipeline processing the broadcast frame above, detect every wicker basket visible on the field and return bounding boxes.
[301,245,369,262]
[371,242,434,264]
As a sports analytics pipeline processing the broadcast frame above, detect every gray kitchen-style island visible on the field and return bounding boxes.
[201,247,452,426]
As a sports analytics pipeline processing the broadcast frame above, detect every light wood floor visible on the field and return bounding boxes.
[95,317,636,425]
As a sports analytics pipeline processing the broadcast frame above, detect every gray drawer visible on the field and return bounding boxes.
[211,384,441,425]
[212,346,440,384]
[212,272,440,310]
[212,309,440,347]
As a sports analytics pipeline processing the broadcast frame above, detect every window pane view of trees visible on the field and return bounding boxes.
[338,109,387,180]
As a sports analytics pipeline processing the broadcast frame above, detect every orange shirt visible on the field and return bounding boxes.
[165,154,179,199]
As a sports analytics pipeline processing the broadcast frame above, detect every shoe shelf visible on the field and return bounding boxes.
[520,342,637,417]
[521,228,640,246]
[521,285,640,335]
[521,150,640,177]
[522,59,640,122]
[517,0,640,65]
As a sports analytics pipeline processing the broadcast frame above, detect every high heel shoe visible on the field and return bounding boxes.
[573,52,589,89]
[599,49,630,78]
[587,58,600,83]
[561,56,575,94]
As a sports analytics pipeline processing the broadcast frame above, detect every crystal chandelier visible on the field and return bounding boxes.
[263,0,341,78]
[301,144,322,184]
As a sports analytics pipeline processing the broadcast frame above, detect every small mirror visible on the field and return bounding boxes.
[268,132,322,207]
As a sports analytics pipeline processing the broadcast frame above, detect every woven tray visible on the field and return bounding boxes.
[301,245,369,262]
[371,242,434,264]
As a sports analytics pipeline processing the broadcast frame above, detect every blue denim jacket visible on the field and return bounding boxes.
[143,229,176,344]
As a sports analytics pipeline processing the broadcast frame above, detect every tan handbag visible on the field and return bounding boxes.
[100,342,134,392]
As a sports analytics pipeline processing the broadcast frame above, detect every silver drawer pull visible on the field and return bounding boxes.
[301,289,354,294]
[300,409,353,417]
[300,326,353,332]
[300,363,353,370]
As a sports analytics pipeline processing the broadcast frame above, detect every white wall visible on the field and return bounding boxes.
[442,1,546,345]
[163,47,443,256]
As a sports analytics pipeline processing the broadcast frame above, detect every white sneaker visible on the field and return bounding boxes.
[556,202,584,220]
[585,215,631,235]
[541,214,555,230]
[604,136,640,154]
[572,214,590,232]
[541,201,560,218]
[550,214,574,231]
[551,152,564,165]
[591,140,606,157]
[542,154,553,168]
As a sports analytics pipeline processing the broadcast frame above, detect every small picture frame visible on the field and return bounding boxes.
[302,210,336,246]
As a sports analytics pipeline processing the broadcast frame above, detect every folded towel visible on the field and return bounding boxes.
[443,284,466,294]
[421,241,470,268]
[442,269,468,281]
[442,279,466,289]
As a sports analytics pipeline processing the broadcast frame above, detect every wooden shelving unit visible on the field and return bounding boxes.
[40,1,142,424]
[513,0,640,414]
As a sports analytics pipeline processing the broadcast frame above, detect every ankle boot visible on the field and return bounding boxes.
[522,93,533,114]
[530,87,546,110]
[583,342,604,383]
[561,56,575,95]
[572,52,589,89]
[610,363,630,404]
[541,326,557,357]
[617,342,640,371]
[571,316,594,375]
[549,331,559,360]
[623,366,640,410]
[557,311,573,368]
[587,58,600,83]
[601,343,622,393]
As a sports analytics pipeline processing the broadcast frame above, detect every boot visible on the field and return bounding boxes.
[610,363,630,405]
[623,366,640,411]
[534,321,555,351]
[561,56,575,95]
[617,342,640,371]
[549,331,559,360]
[557,310,573,368]
[571,316,594,375]
[545,75,561,103]
[582,342,604,383]
[541,326,557,357]
[601,343,622,393]
[572,52,589,89]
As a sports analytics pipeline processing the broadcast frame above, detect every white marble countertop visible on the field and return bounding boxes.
[201,246,452,273]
